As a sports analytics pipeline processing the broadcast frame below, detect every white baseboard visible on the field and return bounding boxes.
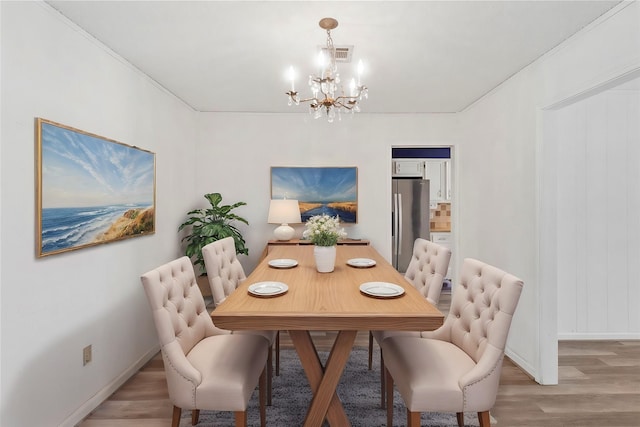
[558,332,640,340]
[62,344,160,427]
[504,346,537,380]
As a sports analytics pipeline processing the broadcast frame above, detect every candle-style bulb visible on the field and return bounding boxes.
[317,51,326,76]
[288,66,295,91]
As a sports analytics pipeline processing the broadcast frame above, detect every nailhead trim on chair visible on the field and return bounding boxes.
[161,348,198,408]
[461,351,503,411]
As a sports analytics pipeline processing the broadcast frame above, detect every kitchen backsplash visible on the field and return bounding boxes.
[430,202,451,232]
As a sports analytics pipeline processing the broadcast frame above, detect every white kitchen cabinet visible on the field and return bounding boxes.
[425,160,444,201]
[392,159,424,177]
[444,159,452,200]
[425,160,443,200]
[425,159,452,201]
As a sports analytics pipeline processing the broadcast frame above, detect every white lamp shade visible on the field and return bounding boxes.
[268,199,302,241]
[268,200,302,224]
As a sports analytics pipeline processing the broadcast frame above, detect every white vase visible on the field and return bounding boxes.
[314,245,336,273]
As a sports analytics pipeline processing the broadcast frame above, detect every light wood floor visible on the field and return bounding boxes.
[79,294,640,426]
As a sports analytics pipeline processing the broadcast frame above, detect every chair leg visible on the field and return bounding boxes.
[275,331,280,376]
[385,367,394,427]
[407,409,421,427]
[368,331,374,370]
[267,345,273,406]
[379,347,386,408]
[234,411,247,427]
[259,367,267,427]
[478,411,491,427]
[191,409,200,425]
[456,412,465,427]
[171,406,181,427]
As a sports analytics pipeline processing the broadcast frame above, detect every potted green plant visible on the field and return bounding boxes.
[178,192,249,275]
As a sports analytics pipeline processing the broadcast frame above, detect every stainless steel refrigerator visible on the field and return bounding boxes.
[392,177,430,272]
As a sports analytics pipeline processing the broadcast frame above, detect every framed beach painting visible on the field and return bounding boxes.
[270,166,358,223]
[35,118,156,257]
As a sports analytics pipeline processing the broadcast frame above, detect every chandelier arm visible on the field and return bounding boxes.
[334,95,359,102]
[294,95,321,104]
[335,84,367,101]
[286,91,321,105]
[333,101,355,111]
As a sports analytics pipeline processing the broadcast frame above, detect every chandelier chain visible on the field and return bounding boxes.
[326,30,336,75]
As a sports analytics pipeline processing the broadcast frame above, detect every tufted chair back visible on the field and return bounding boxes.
[424,258,523,363]
[403,238,452,305]
[202,237,247,307]
[140,256,229,407]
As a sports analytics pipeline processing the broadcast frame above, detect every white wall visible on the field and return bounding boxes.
[0,3,197,426]
[456,65,541,377]
[555,83,640,339]
[458,1,640,383]
[194,113,460,272]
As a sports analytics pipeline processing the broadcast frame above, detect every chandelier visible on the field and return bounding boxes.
[286,17,368,122]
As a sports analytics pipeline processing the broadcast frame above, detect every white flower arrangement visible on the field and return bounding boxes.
[302,214,347,246]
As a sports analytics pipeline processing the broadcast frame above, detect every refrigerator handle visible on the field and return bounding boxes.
[397,193,403,255]
[392,193,398,253]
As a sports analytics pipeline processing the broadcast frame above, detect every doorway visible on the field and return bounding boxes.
[391,146,456,286]
[539,71,640,384]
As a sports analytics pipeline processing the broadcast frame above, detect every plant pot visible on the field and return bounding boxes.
[314,245,336,273]
[196,274,212,297]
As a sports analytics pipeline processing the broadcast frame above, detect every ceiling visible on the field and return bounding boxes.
[46,1,622,114]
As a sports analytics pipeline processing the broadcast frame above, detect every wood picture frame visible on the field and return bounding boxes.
[35,118,156,257]
[270,166,358,223]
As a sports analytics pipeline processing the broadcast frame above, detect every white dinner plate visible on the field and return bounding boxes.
[347,258,377,268]
[268,259,298,269]
[248,281,289,297]
[359,282,405,298]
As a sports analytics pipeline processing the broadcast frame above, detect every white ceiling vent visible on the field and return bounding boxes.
[319,45,354,63]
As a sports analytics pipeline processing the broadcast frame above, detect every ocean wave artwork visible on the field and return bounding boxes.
[41,204,153,254]
[36,118,155,256]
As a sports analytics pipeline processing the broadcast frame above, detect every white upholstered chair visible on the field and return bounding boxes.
[202,237,279,404]
[369,238,451,405]
[381,258,524,427]
[140,256,269,427]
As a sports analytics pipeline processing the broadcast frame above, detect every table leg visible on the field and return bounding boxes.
[288,330,357,427]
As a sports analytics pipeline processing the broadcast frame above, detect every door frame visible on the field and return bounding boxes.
[537,67,640,384]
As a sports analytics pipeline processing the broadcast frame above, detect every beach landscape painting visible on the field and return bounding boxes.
[36,118,156,257]
[271,167,357,223]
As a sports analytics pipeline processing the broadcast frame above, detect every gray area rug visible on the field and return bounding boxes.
[181,347,490,427]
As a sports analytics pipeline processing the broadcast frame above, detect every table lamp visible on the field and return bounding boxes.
[268,199,302,241]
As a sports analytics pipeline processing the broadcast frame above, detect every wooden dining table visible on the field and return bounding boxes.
[211,244,444,427]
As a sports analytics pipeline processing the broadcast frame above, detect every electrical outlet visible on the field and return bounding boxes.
[83,345,92,366]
